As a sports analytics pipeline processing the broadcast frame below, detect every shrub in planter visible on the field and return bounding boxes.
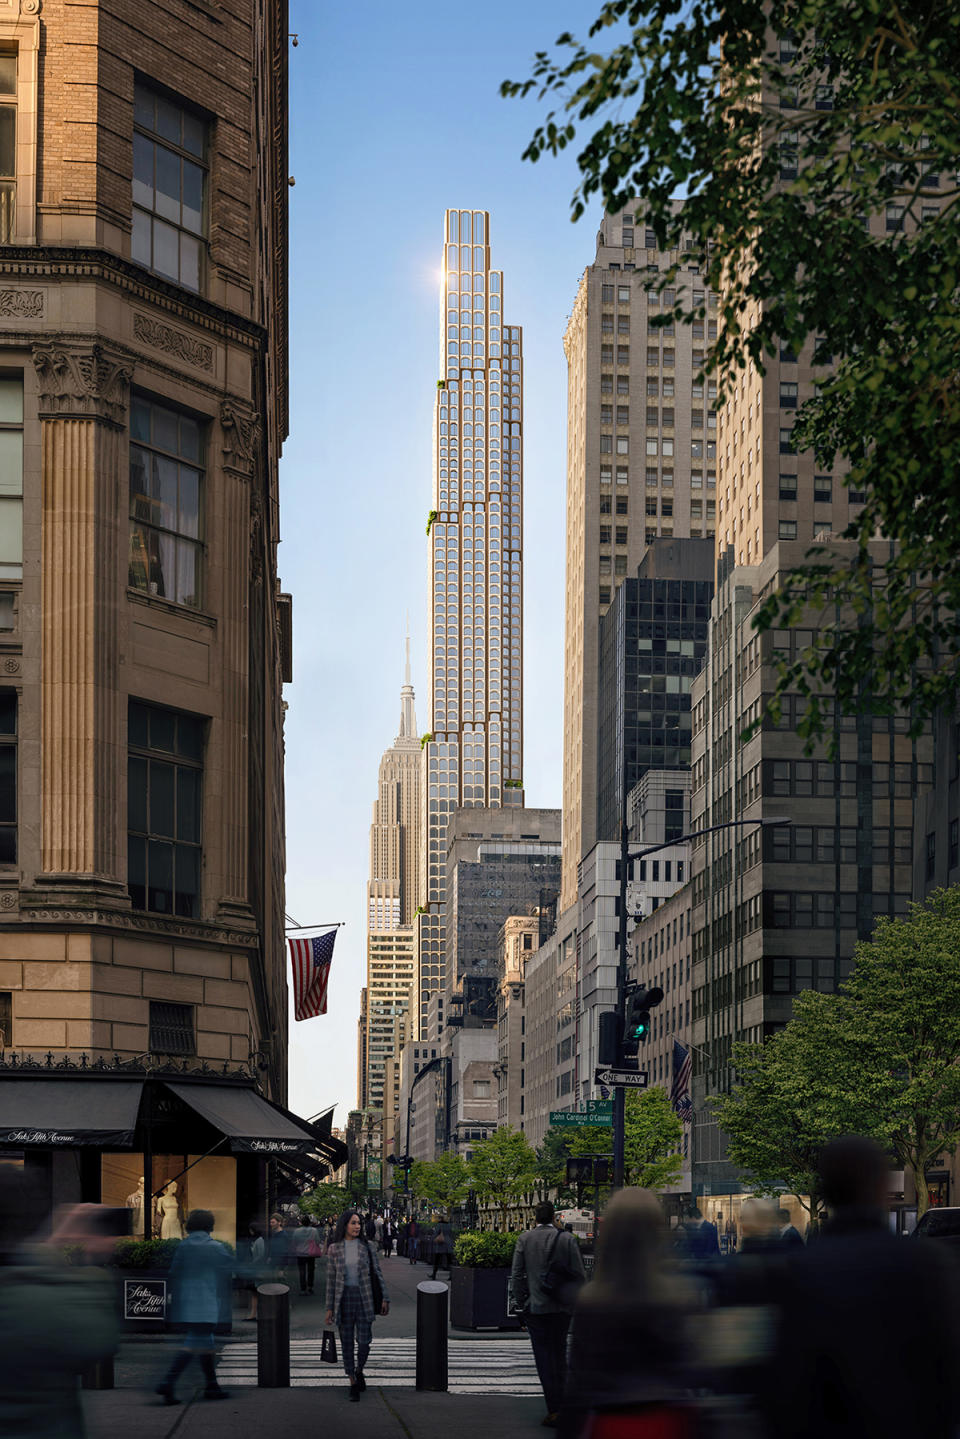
[453,1231,517,1268]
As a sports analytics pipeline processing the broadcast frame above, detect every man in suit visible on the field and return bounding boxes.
[682,1205,720,1260]
[511,1200,586,1428]
[767,1137,960,1439]
[777,1207,804,1249]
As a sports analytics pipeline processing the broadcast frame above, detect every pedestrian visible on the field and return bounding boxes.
[292,1212,319,1295]
[776,1206,804,1250]
[561,1188,694,1439]
[364,1212,378,1241]
[431,1217,454,1278]
[325,1209,390,1402]
[408,1217,420,1264]
[510,1199,586,1429]
[382,1217,394,1257]
[243,1221,266,1320]
[766,1136,960,1439]
[156,1209,232,1405]
[678,1205,720,1261]
[0,1172,118,1439]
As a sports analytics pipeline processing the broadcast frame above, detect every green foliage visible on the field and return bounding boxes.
[566,1089,682,1191]
[536,1126,580,1200]
[348,1172,367,1202]
[419,735,432,752]
[109,1238,184,1270]
[469,1125,539,1230]
[301,1184,352,1223]
[504,2,960,733]
[426,510,438,536]
[453,1230,518,1268]
[503,778,523,789]
[409,1152,470,1212]
[713,887,960,1216]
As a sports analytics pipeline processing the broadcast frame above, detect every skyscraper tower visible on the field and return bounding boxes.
[415,209,524,1038]
[359,640,422,1114]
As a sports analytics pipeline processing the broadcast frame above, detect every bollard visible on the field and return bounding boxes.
[81,1356,114,1391]
[257,1282,290,1387]
[415,1280,448,1392]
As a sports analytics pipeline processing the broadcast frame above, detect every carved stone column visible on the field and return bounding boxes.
[217,399,258,925]
[32,342,132,890]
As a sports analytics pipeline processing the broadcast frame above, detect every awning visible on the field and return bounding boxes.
[277,1152,332,1186]
[164,1081,318,1155]
[0,1078,143,1147]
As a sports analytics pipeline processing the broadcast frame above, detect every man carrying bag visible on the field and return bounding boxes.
[511,1201,586,1428]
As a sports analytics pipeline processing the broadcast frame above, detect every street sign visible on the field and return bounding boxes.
[594,1067,649,1089]
[549,1110,590,1127]
[585,1099,613,1118]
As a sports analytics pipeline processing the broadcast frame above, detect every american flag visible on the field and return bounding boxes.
[671,1039,693,1123]
[288,929,337,1021]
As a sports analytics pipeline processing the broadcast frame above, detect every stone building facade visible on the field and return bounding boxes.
[0,0,299,1220]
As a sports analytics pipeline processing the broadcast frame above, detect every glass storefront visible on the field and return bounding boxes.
[101,1151,236,1244]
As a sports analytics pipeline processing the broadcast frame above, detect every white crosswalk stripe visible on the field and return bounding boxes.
[216,1337,541,1393]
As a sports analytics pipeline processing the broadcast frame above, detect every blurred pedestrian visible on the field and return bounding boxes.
[776,1207,804,1250]
[560,1189,694,1438]
[511,1199,586,1429]
[292,1213,319,1295]
[738,1197,779,1256]
[325,1209,389,1401]
[156,1209,232,1405]
[408,1217,420,1264]
[0,1174,118,1438]
[243,1221,266,1320]
[767,1136,960,1439]
[431,1218,454,1278]
[679,1205,720,1261]
[382,1217,394,1257]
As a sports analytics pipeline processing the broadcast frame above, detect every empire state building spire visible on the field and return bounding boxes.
[398,628,417,740]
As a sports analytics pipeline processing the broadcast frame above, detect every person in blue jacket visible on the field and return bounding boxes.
[156,1208,233,1405]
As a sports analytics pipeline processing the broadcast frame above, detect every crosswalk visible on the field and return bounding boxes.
[216,1337,541,1394]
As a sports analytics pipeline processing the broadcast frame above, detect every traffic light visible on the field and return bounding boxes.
[598,1009,620,1066]
[620,985,664,1063]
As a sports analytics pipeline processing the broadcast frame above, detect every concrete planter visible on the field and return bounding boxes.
[449,1264,522,1331]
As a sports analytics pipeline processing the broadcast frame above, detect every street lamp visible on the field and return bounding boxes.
[611,813,791,1189]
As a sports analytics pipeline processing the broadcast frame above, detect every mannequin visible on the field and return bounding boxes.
[126,1176,145,1237]
[156,1182,183,1240]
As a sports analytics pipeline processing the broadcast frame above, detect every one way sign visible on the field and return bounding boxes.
[594,1067,649,1089]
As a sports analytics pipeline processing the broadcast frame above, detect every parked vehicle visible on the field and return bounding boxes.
[913,1207,960,1245]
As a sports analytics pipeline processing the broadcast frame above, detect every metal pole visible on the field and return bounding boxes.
[416,1280,449,1391]
[613,764,630,1189]
[257,1283,290,1387]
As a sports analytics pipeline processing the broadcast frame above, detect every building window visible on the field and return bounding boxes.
[926,832,936,880]
[779,381,798,408]
[814,475,833,503]
[0,375,22,582]
[132,81,207,291]
[0,55,14,242]
[128,394,205,609]
[779,519,798,539]
[599,585,611,605]
[616,436,629,454]
[780,427,794,454]
[127,700,204,918]
[149,1000,195,1056]
[0,689,14,864]
[779,473,797,501]
[472,1080,490,1097]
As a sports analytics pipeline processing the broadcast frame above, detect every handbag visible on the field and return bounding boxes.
[366,1241,384,1312]
[320,1330,338,1365]
[307,1236,324,1258]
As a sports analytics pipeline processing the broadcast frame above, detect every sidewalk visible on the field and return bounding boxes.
[84,1384,548,1439]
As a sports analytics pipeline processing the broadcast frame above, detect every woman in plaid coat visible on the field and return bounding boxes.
[325,1209,389,1400]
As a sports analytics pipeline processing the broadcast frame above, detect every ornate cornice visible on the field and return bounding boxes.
[133,312,215,373]
[220,399,261,477]
[6,903,260,949]
[0,289,43,318]
[32,342,132,427]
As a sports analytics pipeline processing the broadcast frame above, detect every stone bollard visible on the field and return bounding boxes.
[415,1280,449,1392]
[257,1282,290,1387]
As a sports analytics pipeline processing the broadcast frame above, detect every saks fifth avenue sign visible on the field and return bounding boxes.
[124,1279,167,1321]
[248,1139,303,1153]
[2,1129,80,1145]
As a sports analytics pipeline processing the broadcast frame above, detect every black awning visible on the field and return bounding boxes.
[277,1152,331,1186]
[164,1081,317,1154]
[0,1078,143,1147]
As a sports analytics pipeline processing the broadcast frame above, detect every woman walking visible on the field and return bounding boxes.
[325,1209,390,1401]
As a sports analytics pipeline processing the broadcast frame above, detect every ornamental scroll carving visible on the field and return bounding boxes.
[0,290,43,318]
[133,312,214,372]
[220,400,261,478]
[32,343,133,428]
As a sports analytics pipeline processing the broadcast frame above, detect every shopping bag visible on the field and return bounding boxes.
[320,1330,338,1364]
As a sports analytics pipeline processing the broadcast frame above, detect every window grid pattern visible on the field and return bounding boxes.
[128,394,204,610]
[132,81,206,291]
[127,701,203,919]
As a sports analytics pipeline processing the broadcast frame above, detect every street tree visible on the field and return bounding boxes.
[469,1125,539,1232]
[301,1184,352,1224]
[409,1152,470,1215]
[503,2,960,736]
[566,1089,683,1191]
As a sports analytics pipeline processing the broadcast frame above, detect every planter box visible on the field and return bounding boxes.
[450,1265,522,1331]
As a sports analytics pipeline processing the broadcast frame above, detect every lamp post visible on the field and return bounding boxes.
[612,812,791,1190]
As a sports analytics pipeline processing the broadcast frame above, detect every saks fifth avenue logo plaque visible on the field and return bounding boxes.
[249,1139,302,1153]
[124,1279,167,1321]
[3,1130,79,1145]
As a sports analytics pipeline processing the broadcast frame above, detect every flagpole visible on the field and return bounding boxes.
[284,921,346,933]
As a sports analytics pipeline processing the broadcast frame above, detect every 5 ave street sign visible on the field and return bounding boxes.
[594,1067,649,1089]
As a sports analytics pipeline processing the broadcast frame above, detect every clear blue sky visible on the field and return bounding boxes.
[282,0,605,1127]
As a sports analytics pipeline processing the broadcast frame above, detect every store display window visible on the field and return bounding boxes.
[101,1152,236,1244]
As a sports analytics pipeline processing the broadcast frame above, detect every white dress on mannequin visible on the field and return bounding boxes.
[157,1184,182,1239]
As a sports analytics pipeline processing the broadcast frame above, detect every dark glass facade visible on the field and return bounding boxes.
[596,540,713,841]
